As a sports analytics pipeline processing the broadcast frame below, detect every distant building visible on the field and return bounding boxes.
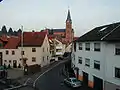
[48,36,65,61]
[18,31,50,67]
[72,22,120,90]
[42,9,74,45]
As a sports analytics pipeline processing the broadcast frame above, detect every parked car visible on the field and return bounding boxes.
[64,77,82,88]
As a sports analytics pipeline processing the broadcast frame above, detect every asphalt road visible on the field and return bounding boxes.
[0,83,9,90]
[35,62,93,90]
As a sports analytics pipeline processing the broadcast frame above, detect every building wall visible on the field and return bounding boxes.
[53,32,65,37]
[18,35,50,67]
[72,41,120,90]
[72,41,106,88]
[1,49,21,67]
[105,43,120,86]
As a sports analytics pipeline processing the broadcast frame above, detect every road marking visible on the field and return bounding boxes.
[24,78,31,85]
[33,60,66,87]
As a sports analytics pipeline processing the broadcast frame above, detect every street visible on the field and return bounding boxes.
[35,62,93,90]
[0,83,9,90]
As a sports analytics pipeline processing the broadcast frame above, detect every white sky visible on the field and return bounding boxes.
[0,0,120,36]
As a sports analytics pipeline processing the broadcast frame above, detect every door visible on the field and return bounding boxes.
[0,52,2,66]
[94,76,103,90]
[83,71,88,86]
[13,60,17,68]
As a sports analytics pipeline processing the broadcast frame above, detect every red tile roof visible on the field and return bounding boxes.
[0,35,8,42]
[21,32,47,47]
[4,36,20,49]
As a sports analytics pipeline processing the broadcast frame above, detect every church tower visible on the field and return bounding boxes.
[65,9,73,43]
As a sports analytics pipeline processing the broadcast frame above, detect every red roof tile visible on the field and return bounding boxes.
[4,36,20,49]
[21,32,47,47]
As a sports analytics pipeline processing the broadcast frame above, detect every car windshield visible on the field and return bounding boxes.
[72,78,78,82]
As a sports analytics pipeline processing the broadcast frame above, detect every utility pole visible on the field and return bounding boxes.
[21,25,24,69]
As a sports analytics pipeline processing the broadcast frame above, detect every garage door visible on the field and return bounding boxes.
[94,76,103,90]
[83,72,88,86]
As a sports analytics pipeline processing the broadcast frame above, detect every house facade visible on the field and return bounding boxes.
[72,22,120,90]
[18,32,50,67]
[0,36,21,68]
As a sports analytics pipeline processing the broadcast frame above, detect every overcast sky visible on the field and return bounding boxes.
[0,0,120,36]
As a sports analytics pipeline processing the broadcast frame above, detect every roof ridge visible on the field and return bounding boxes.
[101,24,120,40]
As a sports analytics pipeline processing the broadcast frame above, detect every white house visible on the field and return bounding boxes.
[48,36,65,61]
[18,31,51,67]
[72,22,120,90]
[0,36,22,68]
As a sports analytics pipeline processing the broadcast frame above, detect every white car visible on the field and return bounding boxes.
[64,77,82,88]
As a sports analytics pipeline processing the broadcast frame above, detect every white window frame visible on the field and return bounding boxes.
[115,44,120,55]
[85,43,90,51]
[78,43,82,50]
[78,57,82,64]
[85,58,90,67]
[94,43,101,51]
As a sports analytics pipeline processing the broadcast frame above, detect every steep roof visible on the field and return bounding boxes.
[21,32,47,47]
[4,36,20,49]
[76,22,120,42]
[66,9,72,24]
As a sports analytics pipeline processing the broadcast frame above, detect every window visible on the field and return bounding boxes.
[94,60,100,70]
[32,48,36,52]
[94,43,101,51]
[32,57,36,62]
[74,42,76,52]
[115,67,120,78]
[43,57,44,61]
[85,43,90,51]
[78,57,82,64]
[6,50,9,55]
[12,51,15,55]
[43,48,44,52]
[4,60,7,62]
[78,43,82,50]
[9,60,11,63]
[85,58,90,67]
[21,51,24,55]
[115,44,120,55]
[47,56,49,60]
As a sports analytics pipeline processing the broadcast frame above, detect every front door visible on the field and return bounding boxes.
[13,60,17,68]
[83,71,88,86]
